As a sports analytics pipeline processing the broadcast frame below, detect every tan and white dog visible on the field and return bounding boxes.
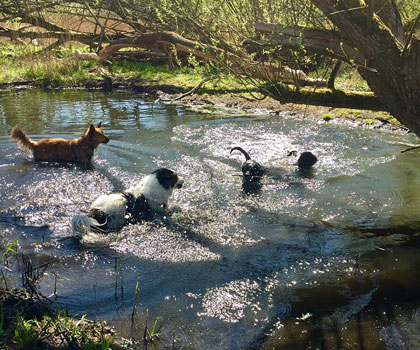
[10,123,109,164]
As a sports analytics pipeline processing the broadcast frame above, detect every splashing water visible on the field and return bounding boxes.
[1,89,419,349]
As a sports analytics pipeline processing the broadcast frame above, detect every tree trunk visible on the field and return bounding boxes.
[309,0,420,136]
[327,61,342,90]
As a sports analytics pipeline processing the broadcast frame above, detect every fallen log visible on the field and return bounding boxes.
[98,31,326,87]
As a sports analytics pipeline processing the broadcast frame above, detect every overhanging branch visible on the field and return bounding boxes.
[98,31,326,86]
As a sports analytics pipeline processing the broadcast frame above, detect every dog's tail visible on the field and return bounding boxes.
[230,146,251,161]
[10,127,36,151]
[71,215,103,238]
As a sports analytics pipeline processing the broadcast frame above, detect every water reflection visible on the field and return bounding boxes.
[0,89,419,350]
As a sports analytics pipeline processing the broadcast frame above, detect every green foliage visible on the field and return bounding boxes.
[322,113,334,121]
[54,46,73,59]
[1,240,17,264]
[144,317,163,350]
[14,315,38,348]
[81,321,115,350]
[11,311,116,350]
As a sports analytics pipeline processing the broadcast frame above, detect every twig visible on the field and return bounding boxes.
[238,91,268,101]
[401,145,420,153]
[131,281,139,341]
[172,75,219,101]
[329,6,367,16]
[143,310,148,350]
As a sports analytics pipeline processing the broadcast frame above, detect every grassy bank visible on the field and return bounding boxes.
[0,240,122,350]
[0,41,402,129]
[0,42,244,92]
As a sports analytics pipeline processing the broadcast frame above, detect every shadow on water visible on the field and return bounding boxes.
[258,238,420,350]
[1,89,420,349]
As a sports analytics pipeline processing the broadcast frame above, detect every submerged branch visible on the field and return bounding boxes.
[401,145,420,153]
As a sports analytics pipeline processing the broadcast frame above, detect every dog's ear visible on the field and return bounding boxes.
[89,124,95,134]
[96,122,102,128]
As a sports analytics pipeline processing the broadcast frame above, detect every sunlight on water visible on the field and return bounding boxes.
[1,89,419,350]
[199,279,263,323]
[112,222,221,263]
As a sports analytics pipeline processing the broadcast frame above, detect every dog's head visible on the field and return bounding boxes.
[297,152,318,169]
[86,122,110,147]
[152,168,184,190]
[131,168,183,210]
[242,160,265,181]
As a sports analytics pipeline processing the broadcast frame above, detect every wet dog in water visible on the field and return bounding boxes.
[230,146,265,194]
[10,123,109,164]
[230,146,265,181]
[288,151,318,169]
[71,168,183,238]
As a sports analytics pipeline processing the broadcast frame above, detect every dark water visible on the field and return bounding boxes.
[0,89,419,349]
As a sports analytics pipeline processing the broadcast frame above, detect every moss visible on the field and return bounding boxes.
[322,107,401,128]
[334,108,365,119]
[322,113,334,121]
[363,118,377,125]
[265,84,383,111]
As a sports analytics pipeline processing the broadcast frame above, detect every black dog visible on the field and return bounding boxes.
[230,147,265,182]
[230,146,265,194]
[288,151,318,169]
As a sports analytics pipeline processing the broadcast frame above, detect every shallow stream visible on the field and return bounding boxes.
[0,89,419,349]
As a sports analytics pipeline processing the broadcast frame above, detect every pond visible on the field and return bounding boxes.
[0,89,419,349]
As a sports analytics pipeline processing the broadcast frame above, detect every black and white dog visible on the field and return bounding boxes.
[71,168,183,237]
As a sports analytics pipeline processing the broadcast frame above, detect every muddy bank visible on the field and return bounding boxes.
[150,87,406,133]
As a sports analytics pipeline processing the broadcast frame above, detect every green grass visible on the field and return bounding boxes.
[0,41,251,94]
[109,59,251,93]
[0,42,100,86]
[322,113,334,121]
[0,294,118,350]
[14,315,38,348]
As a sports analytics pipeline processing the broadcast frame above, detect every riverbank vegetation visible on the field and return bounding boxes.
[0,240,170,350]
[0,241,120,350]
